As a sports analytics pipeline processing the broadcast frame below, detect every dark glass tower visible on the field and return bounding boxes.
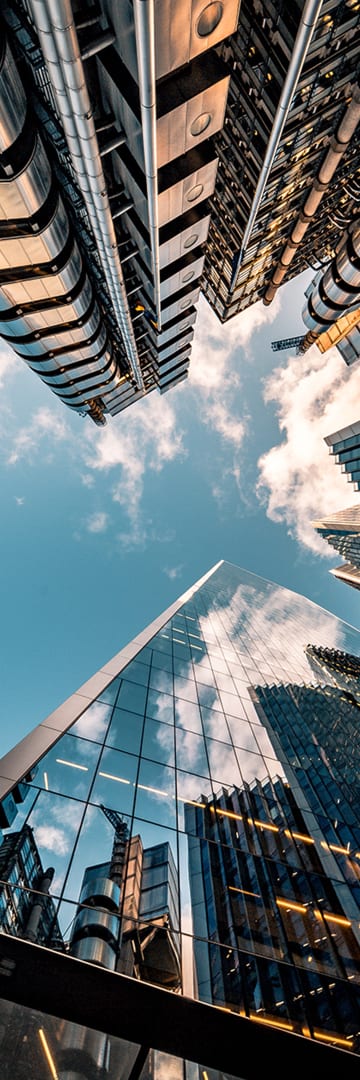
[312,505,360,591]
[1,561,360,1078]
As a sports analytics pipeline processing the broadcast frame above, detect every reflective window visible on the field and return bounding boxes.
[2,562,360,1057]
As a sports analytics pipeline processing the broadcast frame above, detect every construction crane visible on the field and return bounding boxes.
[271,336,306,352]
[100,804,129,885]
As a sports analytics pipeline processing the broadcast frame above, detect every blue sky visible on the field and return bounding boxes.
[1,268,359,758]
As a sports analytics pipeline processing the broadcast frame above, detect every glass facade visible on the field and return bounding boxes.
[1,561,360,1077]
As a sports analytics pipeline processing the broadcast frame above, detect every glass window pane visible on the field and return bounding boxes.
[201,706,230,742]
[147,688,174,723]
[174,676,198,704]
[117,679,148,715]
[105,707,144,755]
[175,698,202,733]
[206,738,242,787]
[135,761,176,827]
[71,700,113,742]
[91,748,137,815]
[30,734,100,800]
[142,717,174,765]
[175,728,209,778]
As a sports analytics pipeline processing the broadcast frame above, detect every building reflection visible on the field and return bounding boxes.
[1,561,360,1076]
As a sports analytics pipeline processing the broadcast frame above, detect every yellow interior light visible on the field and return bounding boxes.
[38,1029,59,1080]
[276,898,307,915]
[322,912,352,928]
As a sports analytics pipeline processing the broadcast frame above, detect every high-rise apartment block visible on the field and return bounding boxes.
[1,560,360,1078]
[1,1,360,422]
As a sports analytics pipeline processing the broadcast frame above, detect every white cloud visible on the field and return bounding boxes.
[183,293,281,505]
[189,296,247,450]
[14,495,24,506]
[83,392,185,548]
[257,344,360,554]
[86,511,109,534]
[33,824,70,856]
[190,292,282,393]
[81,472,95,488]
[6,405,69,465]
[163,565,183,580]
[74,702,111,741]
[0,343,20,388]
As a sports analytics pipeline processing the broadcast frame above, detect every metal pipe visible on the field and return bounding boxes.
[99,130,126,156]
[29,0,144,390]
[263,82,360,305]
[112,199,134,218]
[230,0,323,293]
[80,29,116,61]
[133,0,162,330]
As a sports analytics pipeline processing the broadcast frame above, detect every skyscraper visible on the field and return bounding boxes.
[313,504,360,590]
[203,1,360,321]
[324,421,360,491]
[1,560,360,1078]
[1,1,360,422]
[0,0,239,424]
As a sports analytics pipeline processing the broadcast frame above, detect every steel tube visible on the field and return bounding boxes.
[133,0,162,330]
[29,0,144,389]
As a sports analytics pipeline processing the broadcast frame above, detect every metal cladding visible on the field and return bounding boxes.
[0,30,123,423]
[263,82,360,306]
[201,2,360,322]
[0,0,239,422]
[302,217,360,337]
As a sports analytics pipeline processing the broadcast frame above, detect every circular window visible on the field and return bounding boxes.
[197,2,223,37]
[190,112,211,137]
[187,183,204,203]
[182,270,194,283]
[184,234,198,249]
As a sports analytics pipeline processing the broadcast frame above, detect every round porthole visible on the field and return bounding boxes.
[197,2,223,37]
[190,112,211,137]
[184,234,198,249]
[182,270,195,283]
[187,183,204,202]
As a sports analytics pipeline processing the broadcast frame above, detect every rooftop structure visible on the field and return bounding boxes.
[1,561,360,1077]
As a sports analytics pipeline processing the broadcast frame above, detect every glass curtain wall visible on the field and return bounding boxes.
[1,561,360,1077]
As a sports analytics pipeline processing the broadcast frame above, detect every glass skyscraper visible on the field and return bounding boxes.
[1,560,360,1078]
[313,504,360,591]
